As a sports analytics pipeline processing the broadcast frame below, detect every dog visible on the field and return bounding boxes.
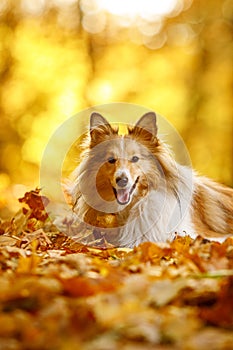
[68,112,233,247]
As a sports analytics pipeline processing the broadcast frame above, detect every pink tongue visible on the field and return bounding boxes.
[116,189,130,204]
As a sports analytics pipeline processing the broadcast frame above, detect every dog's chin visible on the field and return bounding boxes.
[113,177,139,206]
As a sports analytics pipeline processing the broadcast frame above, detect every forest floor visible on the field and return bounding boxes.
[0,189,232,350]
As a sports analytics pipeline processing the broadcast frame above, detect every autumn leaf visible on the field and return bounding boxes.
[18,188,49,222]
[199,277,233,329]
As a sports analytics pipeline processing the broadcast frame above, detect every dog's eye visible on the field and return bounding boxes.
[131,156,139,163]
[108,157,116,164]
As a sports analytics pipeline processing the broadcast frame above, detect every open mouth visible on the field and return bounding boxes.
[113,177,139,205]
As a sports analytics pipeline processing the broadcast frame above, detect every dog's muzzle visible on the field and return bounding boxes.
[113,176,139,205]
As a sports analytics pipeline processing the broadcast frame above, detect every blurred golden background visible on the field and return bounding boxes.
[0,0,232,216]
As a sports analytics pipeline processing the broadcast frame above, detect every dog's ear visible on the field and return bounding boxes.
[90,112,116,145]
[135,112,157,136]
[128,112,158,143]
[90,112,111,131]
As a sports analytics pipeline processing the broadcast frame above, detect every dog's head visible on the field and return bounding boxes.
[88,112,160,207]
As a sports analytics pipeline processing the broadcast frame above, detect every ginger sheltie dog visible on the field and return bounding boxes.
[69,112,233,247]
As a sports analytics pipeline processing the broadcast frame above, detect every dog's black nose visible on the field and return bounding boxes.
[116,176,128,188]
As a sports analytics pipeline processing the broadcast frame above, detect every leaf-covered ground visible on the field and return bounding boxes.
[0,189,233,350]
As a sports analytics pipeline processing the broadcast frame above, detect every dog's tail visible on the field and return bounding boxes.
[192,176,233,239]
